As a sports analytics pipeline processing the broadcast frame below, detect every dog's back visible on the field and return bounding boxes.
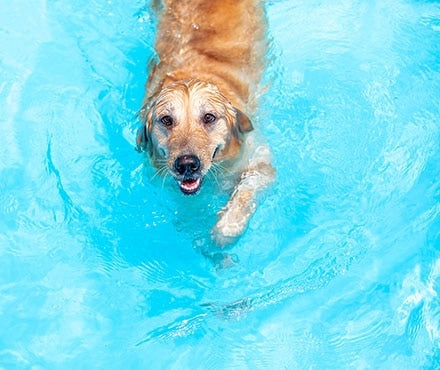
[145,0,267,112]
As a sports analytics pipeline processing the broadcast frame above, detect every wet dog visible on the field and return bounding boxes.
[137,0,275,246]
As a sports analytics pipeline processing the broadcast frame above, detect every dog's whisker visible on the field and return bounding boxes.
[207,168,221,188]
[150,168,163,181]
[150,170,161,182]
[161,171,170,190]
[211,162,234,176]
[211,162,226,176]
[150,164,170,182]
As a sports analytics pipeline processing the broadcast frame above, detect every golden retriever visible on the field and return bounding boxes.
[137,0,275,246]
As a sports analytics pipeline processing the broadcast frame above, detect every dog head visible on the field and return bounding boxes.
[137,79,253,195]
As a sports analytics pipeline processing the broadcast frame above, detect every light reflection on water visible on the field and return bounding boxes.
[0,0,439,368]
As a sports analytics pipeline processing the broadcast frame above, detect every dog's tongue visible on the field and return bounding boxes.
[179,178,201,194]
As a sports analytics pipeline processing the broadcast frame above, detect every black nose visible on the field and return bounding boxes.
[174,155,201,176]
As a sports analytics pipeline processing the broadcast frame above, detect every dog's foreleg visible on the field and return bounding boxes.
[212,144,275,246]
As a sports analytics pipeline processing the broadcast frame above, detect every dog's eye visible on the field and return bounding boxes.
[160,115,173,127]
[203,113,216,124]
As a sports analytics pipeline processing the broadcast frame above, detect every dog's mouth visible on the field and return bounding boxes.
[178,177,202,195]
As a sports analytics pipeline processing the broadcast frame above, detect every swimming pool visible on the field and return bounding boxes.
[1,0,439,367]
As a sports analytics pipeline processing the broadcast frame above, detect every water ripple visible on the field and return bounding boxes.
[137,223,374,344]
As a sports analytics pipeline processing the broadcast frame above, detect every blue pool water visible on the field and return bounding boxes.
[1,0,440,368]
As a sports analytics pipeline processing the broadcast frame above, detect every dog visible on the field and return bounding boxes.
[137,0,275,246]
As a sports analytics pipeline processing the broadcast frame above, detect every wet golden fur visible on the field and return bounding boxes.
[138,0,274,245]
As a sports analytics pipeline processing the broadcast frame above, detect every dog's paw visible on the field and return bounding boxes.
[211,189,256,247]
[211,223,242,247]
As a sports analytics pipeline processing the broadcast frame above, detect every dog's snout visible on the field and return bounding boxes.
[174,154,200,176]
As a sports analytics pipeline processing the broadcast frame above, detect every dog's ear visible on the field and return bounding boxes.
[136,124,147,151]
[235,108,254,133]
[136,109,153,151]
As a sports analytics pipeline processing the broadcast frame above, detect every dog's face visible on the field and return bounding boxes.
[138,79,253,195]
